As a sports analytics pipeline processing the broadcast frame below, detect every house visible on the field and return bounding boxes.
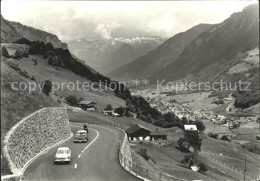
[184,125,197,131]
[78,101,97,110]
[150,131,167,141]
[103,110,114,116]
[125,124,151,141]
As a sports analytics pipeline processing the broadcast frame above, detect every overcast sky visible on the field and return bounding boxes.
[1,0,257,42]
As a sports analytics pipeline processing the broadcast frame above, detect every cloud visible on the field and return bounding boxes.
[1,0,257,42]
[93,23,121,39]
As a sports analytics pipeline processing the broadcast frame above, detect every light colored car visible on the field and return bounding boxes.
[54,147,71,164]
[74,130,88,143]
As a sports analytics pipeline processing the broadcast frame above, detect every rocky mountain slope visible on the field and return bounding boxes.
[68,37,165,74]
[108,24,213,81]
[1,15,67,49]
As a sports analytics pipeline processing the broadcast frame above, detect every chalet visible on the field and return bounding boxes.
[184,125,197,131]
[125,124,151,141]
[103,110,114,116]
[150,131,167,141]
[78,101,97,110]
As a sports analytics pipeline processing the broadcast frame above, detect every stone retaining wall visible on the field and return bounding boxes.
[119,132,132,169]
[3,107,71,175]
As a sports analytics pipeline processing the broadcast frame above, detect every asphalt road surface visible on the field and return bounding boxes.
[23,123,140,181]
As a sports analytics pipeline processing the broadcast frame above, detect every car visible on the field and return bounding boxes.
[83,124,88,133]
[74,130,88,143]
[54,147,71,164]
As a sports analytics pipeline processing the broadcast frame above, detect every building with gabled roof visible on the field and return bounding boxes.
[125,124,151,141]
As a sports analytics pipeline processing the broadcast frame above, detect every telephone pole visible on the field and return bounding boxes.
[244,156,246,181]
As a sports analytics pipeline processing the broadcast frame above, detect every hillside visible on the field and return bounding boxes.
[154,4,259,108]
[154,4,259,82]
[108,24,213,81]
[68,37,165,74]
[1,57,59,174]
[1,15,67,49]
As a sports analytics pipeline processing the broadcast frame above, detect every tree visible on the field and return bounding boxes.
[42,80,52,96]
[178,131,202,153]
[104,104,113,111]
[194,120,206,132]
[208,132,218,139]
[33,59,37,66]
[14,49,23,59]
[114,107,125,115]
[66,95,79,106]
[2,46,9,57]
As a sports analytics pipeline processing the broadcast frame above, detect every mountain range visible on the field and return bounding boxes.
[108,24,213,80]
[109,4,259,85]
[153,4,259,83]
[67,37,165,74]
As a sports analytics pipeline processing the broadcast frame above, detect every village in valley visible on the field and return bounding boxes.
[65,82,260,180]
[1,1,259,181]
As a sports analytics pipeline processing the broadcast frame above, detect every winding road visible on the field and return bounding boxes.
[23,123,140,181]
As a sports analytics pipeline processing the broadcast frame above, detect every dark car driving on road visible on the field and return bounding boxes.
[74,130,88,143]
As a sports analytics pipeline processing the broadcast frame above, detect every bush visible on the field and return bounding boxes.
[33,58,37,66]
[14,49,24,59]
[220,135,230,141]
[2,46,9,57]
[65,95,79,106]
[48,56,62,66]
[199,162,208,173]
[44,50,55,59]
[42,80,52,96]
[194,120,206,132]
[136,148,151,161]
[208,132,218,139]
[181,154,193,164]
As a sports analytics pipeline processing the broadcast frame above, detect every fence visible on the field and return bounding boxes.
[118,132,187,181]
[208,155,259,180]
[118,149,187,181]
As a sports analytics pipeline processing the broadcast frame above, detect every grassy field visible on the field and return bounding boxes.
[165,92,221,111]
[130,141,232,180]
[7,54,125,109]
[1,58,58,175]
[129,127,260,180]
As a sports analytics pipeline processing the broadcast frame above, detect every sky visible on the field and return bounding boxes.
[1,0,257,42]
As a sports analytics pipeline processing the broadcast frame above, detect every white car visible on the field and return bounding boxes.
[54,147,71,164]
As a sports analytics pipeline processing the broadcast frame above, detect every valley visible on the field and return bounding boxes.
[1,2,259,181]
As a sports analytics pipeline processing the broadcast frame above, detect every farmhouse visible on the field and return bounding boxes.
[184,125,197,131]
[102,110,114,116]
[78,101,97,110]
[125,124,151,141]
[150,131,167,141]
